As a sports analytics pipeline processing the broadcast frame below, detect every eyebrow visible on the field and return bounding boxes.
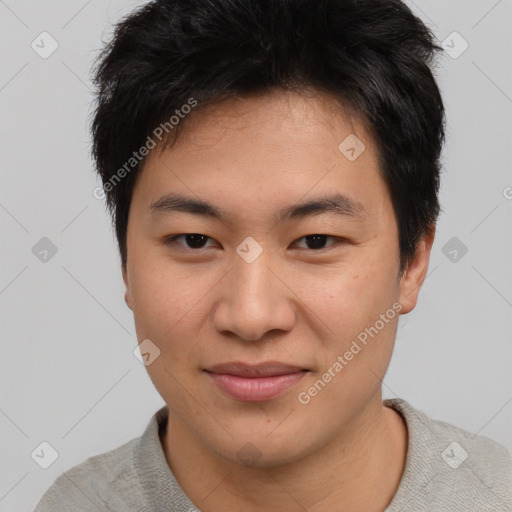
[149,191,366,224]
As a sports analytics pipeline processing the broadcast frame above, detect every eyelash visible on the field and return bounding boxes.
[163,233,347,252]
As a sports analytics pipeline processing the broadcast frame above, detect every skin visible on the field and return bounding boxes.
[122,89,435,511]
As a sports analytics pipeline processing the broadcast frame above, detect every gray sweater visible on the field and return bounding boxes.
[34,398,512,511]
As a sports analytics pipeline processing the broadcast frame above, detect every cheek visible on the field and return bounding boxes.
[295,270,399,413]
[128,254,217,354]
[297,261,398,335]
[131,265,174,335]
[128,259,207,401]
[296,262,400,395]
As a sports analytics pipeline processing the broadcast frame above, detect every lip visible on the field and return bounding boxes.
[204,361,309,402]
[207,361,308,378]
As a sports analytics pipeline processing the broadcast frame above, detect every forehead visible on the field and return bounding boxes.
[132,89,389,223]
[164,89,371,152]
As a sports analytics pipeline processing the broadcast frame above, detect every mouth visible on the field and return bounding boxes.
[204,362,310,402]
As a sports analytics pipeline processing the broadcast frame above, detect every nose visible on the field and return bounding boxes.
[212,250,296,342]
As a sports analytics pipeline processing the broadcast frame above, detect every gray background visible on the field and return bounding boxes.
[1,0,511,510]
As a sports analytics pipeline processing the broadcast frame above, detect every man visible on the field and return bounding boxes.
[35,0,512,510]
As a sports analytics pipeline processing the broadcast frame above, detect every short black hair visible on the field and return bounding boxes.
[91,0,446,273]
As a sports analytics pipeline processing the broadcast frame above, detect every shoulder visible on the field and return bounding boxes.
[385,398,512,512]
[33,436,147,512]
[428,410,511,466]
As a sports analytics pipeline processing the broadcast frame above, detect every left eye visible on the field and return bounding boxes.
[164,233,342,251]
[292,234,341,250]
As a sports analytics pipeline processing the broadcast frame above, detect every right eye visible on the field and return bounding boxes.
[163,233,218,250]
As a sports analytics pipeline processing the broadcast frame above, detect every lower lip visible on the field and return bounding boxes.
[206,371,308,402]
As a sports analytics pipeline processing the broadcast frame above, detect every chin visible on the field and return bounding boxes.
[204,428,313,469]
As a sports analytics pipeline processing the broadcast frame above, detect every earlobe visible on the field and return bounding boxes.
[124,290,133,310]
[122,264,133,311]
[398,225,435,314]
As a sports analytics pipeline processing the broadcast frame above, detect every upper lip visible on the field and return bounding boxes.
[205,362,309,378]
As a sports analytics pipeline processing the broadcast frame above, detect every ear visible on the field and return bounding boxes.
[122,263,133,311]
[398,225,435,314]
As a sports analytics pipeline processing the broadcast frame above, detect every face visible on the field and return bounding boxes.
[123,90,431,467]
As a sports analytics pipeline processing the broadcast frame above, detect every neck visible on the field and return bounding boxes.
[162,392,408,512]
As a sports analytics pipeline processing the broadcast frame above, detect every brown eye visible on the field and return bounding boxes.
[165,233,216,250]
[292,235,342,250]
